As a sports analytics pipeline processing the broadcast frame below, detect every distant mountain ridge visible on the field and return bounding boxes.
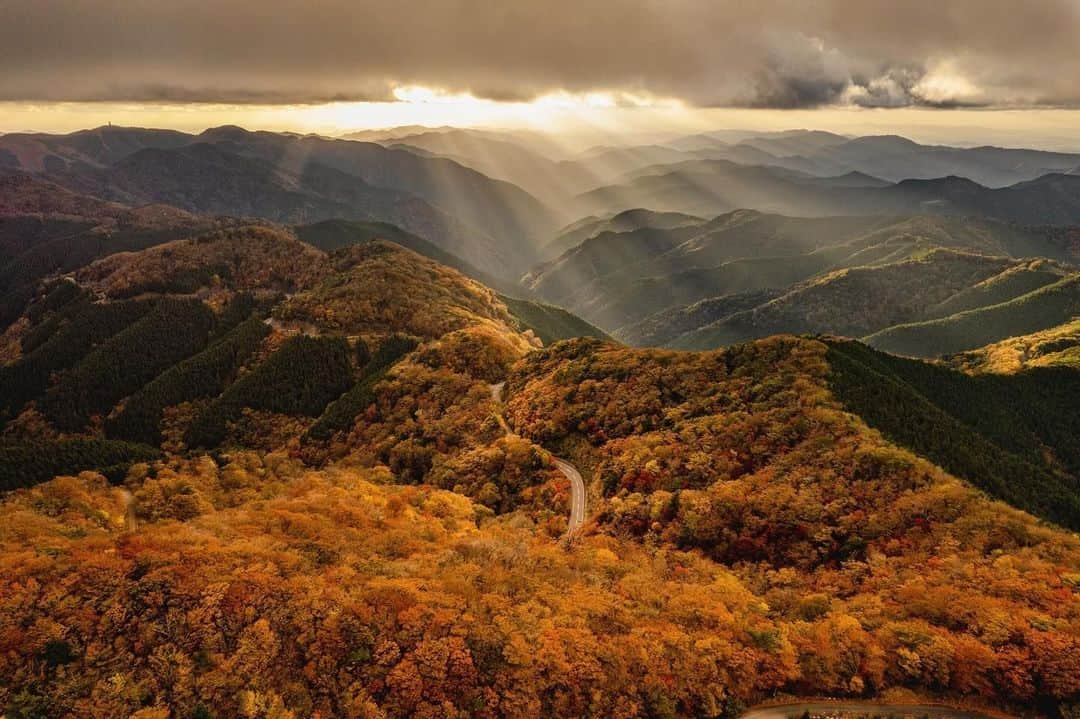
[0,125,559,281]
[571,159,1080,226]
[340,126,1080,217]
[41,141,516,276]
[665,129,1080,187]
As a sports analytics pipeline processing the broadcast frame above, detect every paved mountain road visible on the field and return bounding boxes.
[741,702,1008,719]
[552,457,586,531]
[489,382,586,535]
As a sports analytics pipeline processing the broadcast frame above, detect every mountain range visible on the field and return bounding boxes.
[0,125,559,279]
[374,126,1080,210]
[5,124,1080,366]
[1,194,1076,531]
[570,159,1080,225]
[524,210,1079,354]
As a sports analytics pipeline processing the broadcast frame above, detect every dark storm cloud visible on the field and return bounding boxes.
[1,0,1079,108]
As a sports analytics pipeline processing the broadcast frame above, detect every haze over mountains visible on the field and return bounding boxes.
[363,126,1080,211]
[1,125,558,279]
[4,122,1080,364]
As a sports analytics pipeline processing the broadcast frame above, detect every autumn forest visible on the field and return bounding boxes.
[0,213,1075,718]
[3,7,1080,715]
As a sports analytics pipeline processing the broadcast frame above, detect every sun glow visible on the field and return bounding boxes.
[299,85,688,136]
[391,85,484,104]
[4,92,1080,153]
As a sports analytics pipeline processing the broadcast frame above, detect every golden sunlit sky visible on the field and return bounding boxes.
[5,94,1080,152]
[5,1,1080,150]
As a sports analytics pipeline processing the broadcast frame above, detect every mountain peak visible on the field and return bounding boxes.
[198,124,255,140]
[843,134,922,150]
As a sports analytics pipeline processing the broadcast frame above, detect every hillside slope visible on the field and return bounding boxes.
[498,294,612,345]
[865,274,1080,357]
[922,259,1070,319]
[826,339,1080,528]
[617,288,782,347]
[0,169,220,325]
[946,319,1080,373]
[672,250,1014,349]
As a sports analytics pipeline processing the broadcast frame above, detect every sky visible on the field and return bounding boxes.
[3,0,1080,149]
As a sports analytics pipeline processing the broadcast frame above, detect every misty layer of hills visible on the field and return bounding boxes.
[348,126,1079,359]
[0,125,556,280]
[3,123,1080,362]
[362,126,1080,218]
[525,210,1080,357]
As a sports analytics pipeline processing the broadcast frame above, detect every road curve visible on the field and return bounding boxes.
[553,457,586,532]
[489,382,586,535]
[741,702,1008,719]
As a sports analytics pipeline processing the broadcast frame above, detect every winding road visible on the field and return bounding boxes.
[741,702,1008,719]
[489,382,586,535]
[553,457,586,531]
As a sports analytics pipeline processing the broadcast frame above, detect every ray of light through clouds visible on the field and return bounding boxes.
[4,98,1080,152]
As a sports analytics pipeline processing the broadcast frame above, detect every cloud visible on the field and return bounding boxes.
[1,0,1079,109]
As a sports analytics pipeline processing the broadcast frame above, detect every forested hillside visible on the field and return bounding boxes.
[946,319,1080,373]
[0,168,221,327]
[865,274,1080,357]
[826,339,1080,527]
[1,333,1078,719]
[672,250,1015,349]
[498,294,611,345]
